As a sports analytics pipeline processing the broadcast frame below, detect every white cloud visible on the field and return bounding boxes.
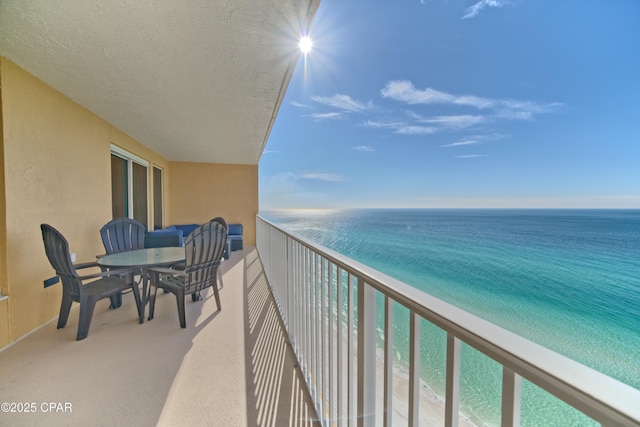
[455,154,488,158]
[353,145,375,152]
[307,82,559,142]
[495,100,563,120]
[463,0,511,19]
[302,173,345,182]
[382,80,494,109]
[362,119,437,135]
[396,125,438,135]
[361,120,406,129]
[306,112,344,121]
[311,94,373,112]
[423,114,485,129]
[290,101,310,108]
[474,132,509,141]
[441,139,480,147]
[382,80,561,121]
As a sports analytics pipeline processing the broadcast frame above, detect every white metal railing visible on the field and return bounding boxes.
[256,215,640,427]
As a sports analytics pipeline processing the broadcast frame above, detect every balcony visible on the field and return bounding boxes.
[0,248,319,426]
[1,3,637,425]
[2,217,639,426]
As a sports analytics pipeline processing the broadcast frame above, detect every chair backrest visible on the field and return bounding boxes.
[182,221,228,294]
[41,224,82,299]
[100,218,146,254]
[210,216,228,231]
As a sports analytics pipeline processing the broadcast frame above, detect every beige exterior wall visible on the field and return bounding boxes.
[0,58,259,348]
[1,58,113,344]
[168,162,258,246]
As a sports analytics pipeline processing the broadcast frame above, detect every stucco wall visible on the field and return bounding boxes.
[0,58,173,347]
[168,162,258,246]
[1,57,114,343]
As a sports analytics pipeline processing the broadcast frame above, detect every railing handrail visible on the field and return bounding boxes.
[257,215,640,426]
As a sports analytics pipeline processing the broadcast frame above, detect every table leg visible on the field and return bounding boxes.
[138,267,149,324]
[109,292,123,309]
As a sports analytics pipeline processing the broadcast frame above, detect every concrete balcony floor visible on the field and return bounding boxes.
[0,248,319,427]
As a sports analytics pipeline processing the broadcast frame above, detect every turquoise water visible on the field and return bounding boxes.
[261,209,640,426]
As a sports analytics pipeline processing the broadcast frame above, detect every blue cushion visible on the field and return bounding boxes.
[228,224,243,235]
[227,224,243,251]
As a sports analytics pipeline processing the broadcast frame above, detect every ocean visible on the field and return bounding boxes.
[260,209,640,426]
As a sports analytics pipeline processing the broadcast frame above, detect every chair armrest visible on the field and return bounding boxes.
[148,266,185,276]
[74,261,101,270]
[73,261,100,270]
[78,268,134,281]
[148,266,185,285]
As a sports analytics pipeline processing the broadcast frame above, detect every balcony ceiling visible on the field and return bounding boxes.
[0,0,319,165]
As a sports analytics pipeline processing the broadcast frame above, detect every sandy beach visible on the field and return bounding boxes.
[375,355,477,427]
[309,327,478,426]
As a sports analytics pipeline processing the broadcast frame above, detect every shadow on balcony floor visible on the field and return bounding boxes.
[0,248,318,426]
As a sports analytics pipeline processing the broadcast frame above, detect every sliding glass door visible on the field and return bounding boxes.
[110,147,149,229]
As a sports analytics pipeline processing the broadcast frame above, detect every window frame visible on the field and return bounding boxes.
[110,145,150,227]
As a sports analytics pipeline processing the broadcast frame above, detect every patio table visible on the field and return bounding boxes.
[96,247,185,323]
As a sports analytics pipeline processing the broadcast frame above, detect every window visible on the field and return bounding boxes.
[110,145,149,229]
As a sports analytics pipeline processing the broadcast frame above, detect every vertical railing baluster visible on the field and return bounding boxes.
[502,367,522,427]
[299,244,305,373]
[408,312,420,427]
[311,252,318,404]
[289,239,301,354]
[337,268,344,427]
[357,278,376,427]
[310,248,314,393]
[321,258,327,423]
[305,247,311,384]
[329,263,336,426]
[319,255,324,420]
[384,296,394,427]
[296,241,302,367]
[299,242,304,359]
[302,243,307,367]
[288,238,294,351]
[347,273,355,427]
[445,334,461,427]
[316,254,322,418]
[300,245,305,375]
[294,240,300,354]
[278,233,283,322]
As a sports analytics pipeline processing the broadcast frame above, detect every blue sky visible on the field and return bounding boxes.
[259,0,640,210]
